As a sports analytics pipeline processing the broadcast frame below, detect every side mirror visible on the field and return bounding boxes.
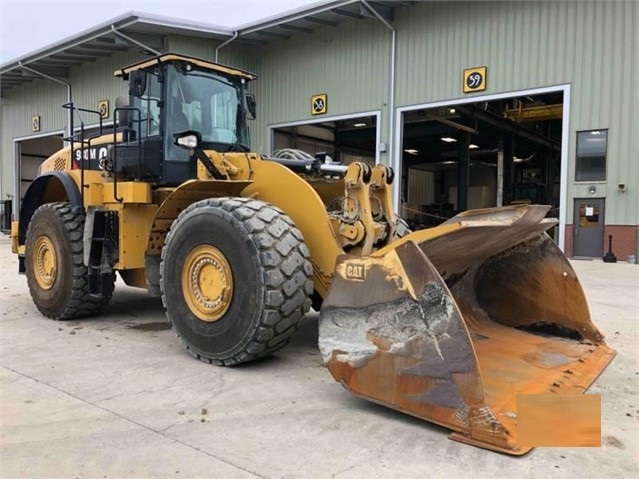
[245,93,256,120]
[129,71,147,97]
[173,130,202,149]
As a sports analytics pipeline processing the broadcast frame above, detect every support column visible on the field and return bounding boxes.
[502,133,514,205]
[497,143,504,207]
[333,124,341,163]
[457,132,470,211]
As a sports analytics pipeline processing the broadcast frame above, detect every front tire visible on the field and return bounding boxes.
[25,202,114,319]
[160,197,313,365]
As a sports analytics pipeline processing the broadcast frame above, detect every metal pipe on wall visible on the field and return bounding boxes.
[361,0,396,170]
[215,32,239,63]
[18,62,72,142]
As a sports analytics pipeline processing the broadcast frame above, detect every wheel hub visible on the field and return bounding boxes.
[182,244,234,322]
[33,235,57,290]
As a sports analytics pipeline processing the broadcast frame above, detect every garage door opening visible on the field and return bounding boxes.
[15,133,64,211]
[271,112,379,166]
[398,90,564,233]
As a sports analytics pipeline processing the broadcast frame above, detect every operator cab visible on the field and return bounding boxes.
[113,54,257,185]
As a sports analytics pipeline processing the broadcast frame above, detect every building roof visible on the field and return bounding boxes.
[0,1,409,94]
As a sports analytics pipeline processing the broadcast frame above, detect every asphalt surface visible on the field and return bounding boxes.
[1,234,637,479]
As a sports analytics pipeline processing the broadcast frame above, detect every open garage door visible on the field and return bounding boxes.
[16,133,64,208]
[398,91,564,235]
[271,113,379,166]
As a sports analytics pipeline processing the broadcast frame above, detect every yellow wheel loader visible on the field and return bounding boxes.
[11,53,615,454]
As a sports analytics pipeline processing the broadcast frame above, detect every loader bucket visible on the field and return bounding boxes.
[318,205,615,454]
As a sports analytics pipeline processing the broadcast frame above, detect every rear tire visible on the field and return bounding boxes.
[160,197,313,365]
[25,202,115,319]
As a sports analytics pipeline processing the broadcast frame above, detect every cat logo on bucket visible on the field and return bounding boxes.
[345,263,366,280]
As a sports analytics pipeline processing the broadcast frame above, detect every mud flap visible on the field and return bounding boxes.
[318,205,616,454]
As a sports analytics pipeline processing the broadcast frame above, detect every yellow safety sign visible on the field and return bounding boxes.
[98,100,110,119]
[463,67,487,93]
[311,94,327,115]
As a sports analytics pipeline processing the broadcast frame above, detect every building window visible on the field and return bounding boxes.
[575,130,608,181]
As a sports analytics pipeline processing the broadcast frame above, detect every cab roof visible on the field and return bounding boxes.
[113,53,258,81]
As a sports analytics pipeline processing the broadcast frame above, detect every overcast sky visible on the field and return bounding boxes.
[0,0,316,64]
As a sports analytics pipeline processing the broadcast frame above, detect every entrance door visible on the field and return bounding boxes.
[573,198,605,257]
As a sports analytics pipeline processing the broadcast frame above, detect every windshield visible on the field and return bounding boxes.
[167,64,249,150]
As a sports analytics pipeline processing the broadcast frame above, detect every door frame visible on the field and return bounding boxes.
[268,110,382,165]
[393,84,571,252]
[13,130,65,218]
[573,197,606,258]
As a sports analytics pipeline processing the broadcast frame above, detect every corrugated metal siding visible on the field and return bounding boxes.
[0,44,258,199]
[394,0,638,225]
[250,19,390,154]
[0,48,145,201]
[68,49,143,120]
[219,43,262,78]
[166,35,262,72]
[1,78,67,203]
[167,35,216,60]
[2,1,636,226]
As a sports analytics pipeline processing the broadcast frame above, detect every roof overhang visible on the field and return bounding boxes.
[236,0,407,41]
[0,11,233,93]
[1,1,412,94]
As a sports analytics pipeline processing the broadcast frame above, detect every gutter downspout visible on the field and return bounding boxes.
[215,32,239,63]
[361,0,396,173]
[19,62,72,143]
[110,25,161,55]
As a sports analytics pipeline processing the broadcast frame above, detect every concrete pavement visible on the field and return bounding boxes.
[1,234,637,478]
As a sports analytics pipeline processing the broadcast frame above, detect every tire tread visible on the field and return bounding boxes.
[160,197,312,366]
[25,202,114,320]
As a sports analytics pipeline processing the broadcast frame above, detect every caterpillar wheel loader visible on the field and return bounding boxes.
[11,53,615,454]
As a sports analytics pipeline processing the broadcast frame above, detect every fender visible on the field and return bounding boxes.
[18,171,83,246]
[144,179,252,295]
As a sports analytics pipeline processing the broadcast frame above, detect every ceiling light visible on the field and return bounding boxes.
[469,144,479,149]
[353,122,367,127]
[441,137,457,143]
[404,149,419,155]
[442,160,456,165]
[513,157,523,163]
[448,108,456,114]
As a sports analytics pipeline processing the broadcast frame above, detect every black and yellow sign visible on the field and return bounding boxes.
[98,100,109,119]
[32,115,41,133]
[311,93,327,115]
[463,66,487,93]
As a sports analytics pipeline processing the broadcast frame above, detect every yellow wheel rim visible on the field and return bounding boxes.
[182,244,234,322]
[33,235,57,290]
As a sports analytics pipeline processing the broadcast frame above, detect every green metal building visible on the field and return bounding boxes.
[1,0,637,259]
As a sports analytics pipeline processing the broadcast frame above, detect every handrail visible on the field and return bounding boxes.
[62,103,104,206]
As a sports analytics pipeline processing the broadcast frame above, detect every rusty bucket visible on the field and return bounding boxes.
[318,205,615,454]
